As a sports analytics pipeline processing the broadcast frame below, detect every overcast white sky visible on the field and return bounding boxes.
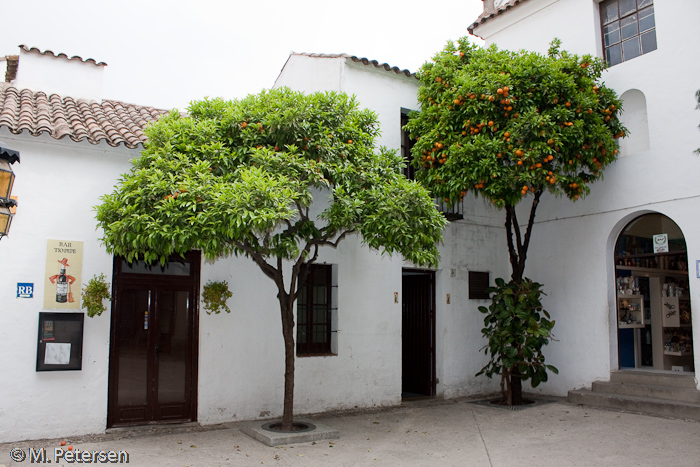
[1,0,485,110]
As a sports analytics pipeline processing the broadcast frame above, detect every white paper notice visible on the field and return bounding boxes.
[44,342,71,365]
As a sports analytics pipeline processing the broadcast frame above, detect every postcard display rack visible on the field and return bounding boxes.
[616,250,693,371]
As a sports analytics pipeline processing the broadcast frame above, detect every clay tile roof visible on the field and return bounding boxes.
[18,45,108,67]
[292,52,416,78]
[0,84,169,149]
[468,0,531,35]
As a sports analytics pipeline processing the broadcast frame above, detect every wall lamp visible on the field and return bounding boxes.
[0,141,20,240]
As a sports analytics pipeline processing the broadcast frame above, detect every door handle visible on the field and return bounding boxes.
[155,344,160,362]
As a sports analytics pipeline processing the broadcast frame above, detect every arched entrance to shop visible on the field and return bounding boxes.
[613,213,694,373]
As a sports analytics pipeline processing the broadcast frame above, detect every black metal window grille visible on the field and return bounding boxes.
[469,271,491,300]
[297,264,334,355]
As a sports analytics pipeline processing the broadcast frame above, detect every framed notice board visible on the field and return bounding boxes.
[36,312,84,371]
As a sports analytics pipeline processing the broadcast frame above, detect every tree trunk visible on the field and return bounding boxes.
[503,192,542,405]
[510,367,523,405]
[278,291,296,431]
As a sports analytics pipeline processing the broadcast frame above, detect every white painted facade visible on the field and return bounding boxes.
[0,50,505,442]
[472,0,700,392]
[6,0,699,444]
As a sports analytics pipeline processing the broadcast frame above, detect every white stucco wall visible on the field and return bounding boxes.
[275,54,508,401]
[473,0,700,393]
[437,203,509,398]
[0,130,132,441]
[12,50,105,102]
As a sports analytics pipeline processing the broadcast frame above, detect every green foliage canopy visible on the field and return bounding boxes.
[405,38,626,208]
[96,87,446,269]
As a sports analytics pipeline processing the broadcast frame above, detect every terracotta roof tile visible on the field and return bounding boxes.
[18,45,107,67]
[468,0,531,35]
[290,53,416,78]
[0,84,168,148]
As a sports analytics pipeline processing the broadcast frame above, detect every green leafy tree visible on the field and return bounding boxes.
[96,88,447,430]
[406,38,626,404]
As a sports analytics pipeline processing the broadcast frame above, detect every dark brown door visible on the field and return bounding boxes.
[108,252,199,427]
[402,269,436,397]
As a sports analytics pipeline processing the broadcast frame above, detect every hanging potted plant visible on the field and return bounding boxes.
[81,273,112,317]
[202,280,233,314]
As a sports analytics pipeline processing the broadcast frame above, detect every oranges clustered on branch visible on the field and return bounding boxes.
[405,38,626,209]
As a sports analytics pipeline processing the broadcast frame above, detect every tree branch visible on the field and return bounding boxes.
[296,201,310,223]
[505,207,520,278]
[518,190,542,277]
[237,240,282,286]
[316,227,355,248]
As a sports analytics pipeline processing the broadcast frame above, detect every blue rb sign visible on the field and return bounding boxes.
[17,283,34,298]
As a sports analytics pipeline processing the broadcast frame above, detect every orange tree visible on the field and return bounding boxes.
[405,38,626,404]
[96,88,446,430]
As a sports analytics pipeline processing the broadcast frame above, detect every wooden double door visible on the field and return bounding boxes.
[107,252,200,427]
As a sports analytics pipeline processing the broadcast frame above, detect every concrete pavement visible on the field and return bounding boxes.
[2,396,699,466]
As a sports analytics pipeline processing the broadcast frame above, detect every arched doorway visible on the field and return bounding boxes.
[614,214,694,373]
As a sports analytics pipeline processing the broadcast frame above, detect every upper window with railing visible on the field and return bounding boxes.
[401,110,464,220]
[600,0,656,66]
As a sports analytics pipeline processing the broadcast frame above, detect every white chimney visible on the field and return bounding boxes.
[7,45,106,101]
[483,0,496,14]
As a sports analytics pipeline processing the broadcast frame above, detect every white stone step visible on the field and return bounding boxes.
[591,380,700,404]
[568,388,700,420]
[610,370,697,389]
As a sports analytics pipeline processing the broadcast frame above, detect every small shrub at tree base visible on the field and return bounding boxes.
[82,273,111,317]
[202,280,233,314]
[476,277,558,405]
